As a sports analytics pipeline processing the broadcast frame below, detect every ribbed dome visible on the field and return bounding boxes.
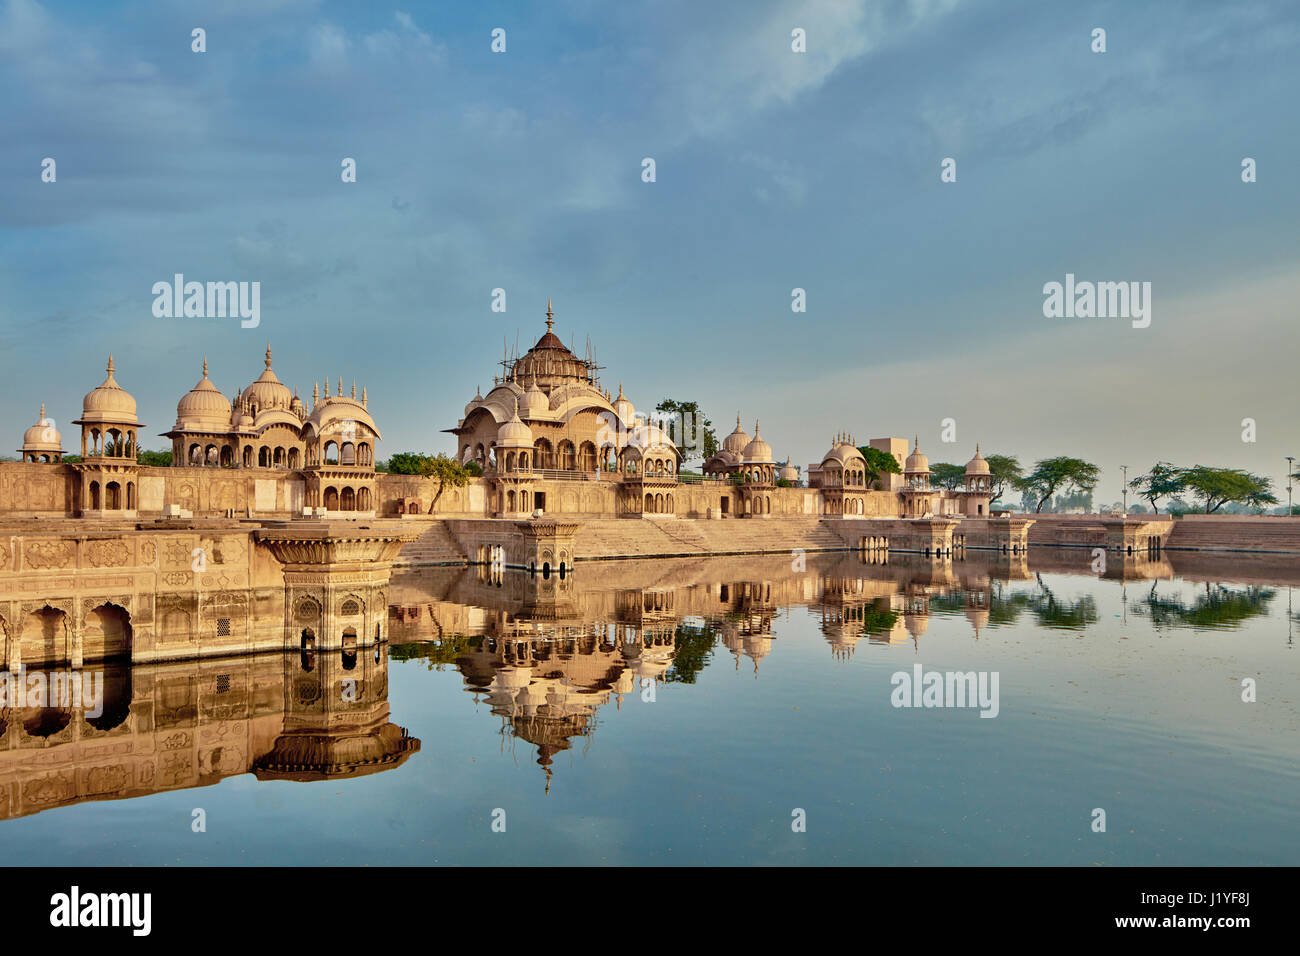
[778,459,799,482]
[79,356,138,424]
[239,345,293,412]
[904,437,929,473]
[175,359,233,430]
[464,386,484,417]
[20,404,62,452]
[496,399,533,448]
[520,378,549,418]
[965,444,990,475]
[822,435,865,466]
[722,414,750,455]
[741,421,773,463]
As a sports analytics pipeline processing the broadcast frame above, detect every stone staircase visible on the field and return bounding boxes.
[1164,517,1300,554]
[392,520,468,566]
[574,516,849,560]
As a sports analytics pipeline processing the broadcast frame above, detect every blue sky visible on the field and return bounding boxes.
[1,0,1297,498]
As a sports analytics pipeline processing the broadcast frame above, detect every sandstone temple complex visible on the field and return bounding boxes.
[7,305,996,523]
[5,302,1138,678]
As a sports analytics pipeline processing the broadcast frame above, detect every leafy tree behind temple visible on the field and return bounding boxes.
[654,399,717,464]
[983,454,1022,504]
[384,452,475,509]
[929,462,966,491]
[857,446,902,489]
[1015,457,1101,513]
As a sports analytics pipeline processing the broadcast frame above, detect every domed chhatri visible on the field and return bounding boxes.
[965,444,990,476]
[18,403,64,462]
[904,436,930,475]
[741,421,773,465]
[73,356,143,459]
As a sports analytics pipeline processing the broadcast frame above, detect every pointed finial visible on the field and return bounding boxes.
[106,355,115,376]
[202,357,209,378]
[324,378,330,397]
[754,419,760,436]
[313,382,319,404]
[351,379,356,399]
[39,402,45,419]
[265,343,272,369]
[546,297,554,332]
[337,377,342,395]
[362,386,367,407]
[976,442,981,456]
[914,435,920,450]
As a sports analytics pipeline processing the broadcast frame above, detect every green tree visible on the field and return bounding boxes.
[857,446,902,489]
[1016,457,1101,513]
[1180,466,1276,514]
[654,399,717,463]
[138,449,173,467]
[983,454,1022,504]
[384,452,476,510]
[929,462,966,491]
[1128,461,1185,513]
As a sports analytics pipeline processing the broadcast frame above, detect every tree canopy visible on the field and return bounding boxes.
[982,454,1022,504]
[1015,457,1101,513]
[929,462,966,491]
[1128,461,1184,513]
[857,446,902,488]
[654,399,717,463]
[384,452,476,508]
[1180,466,1276,513]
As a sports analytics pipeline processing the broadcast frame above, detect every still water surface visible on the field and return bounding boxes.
[4,549,1297,865]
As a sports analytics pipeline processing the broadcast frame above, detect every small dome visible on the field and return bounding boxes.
[778,459,799,482]
[79,356,139,424]
[722,414,750,455]
[495,399,533,448]
[904,436,929,474]
[965,444,990,475]
[612,383,635,423]
[20,404,63,453]
[463,386,484,417]
[741,421,773,463]
[520,378,549,418]
[239,345,293,412]
[175,359,233,431]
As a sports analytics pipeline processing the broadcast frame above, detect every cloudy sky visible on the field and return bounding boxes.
[1,0,1296,499]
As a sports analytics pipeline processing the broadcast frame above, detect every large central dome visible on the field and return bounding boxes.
[507,300,595,389]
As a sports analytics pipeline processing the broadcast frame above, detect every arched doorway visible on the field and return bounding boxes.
[83,603,132,661]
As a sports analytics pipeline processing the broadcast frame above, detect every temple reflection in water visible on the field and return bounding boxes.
[3,543,1276,812]
[0,642,419,821]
